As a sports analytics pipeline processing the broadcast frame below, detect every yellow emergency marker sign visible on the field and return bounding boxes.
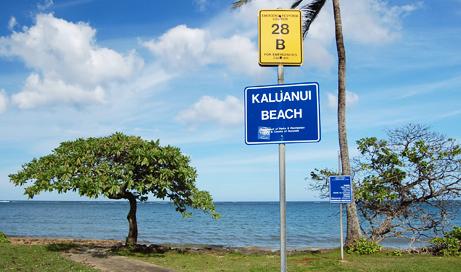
[258,9,303,66]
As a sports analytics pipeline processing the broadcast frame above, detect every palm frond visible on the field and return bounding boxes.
[290,0,304,9]
[298,0,326,38]
[232,0,252,9]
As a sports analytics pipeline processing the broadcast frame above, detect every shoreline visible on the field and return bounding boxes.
[7,234,423,251]
[8,236,334,254]
[8,235,430,254]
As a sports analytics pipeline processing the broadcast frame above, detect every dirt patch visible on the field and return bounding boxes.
[65,253,173,272]
[10,237,174,272]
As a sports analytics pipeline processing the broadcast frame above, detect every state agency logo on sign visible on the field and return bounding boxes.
[244,82,320,145]
[259,9,303,66]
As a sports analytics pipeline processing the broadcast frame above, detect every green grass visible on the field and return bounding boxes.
[1,241,460,272]
[0,243,97,272]
[119,249,461,272]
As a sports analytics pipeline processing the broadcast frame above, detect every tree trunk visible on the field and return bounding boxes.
[371,217,393,242]
[125,192,138,246]
[332,0,362,246]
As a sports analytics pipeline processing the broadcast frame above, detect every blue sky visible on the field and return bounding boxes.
[0,0,460,201]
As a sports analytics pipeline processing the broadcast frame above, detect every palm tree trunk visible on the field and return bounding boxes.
[332,0,362,246]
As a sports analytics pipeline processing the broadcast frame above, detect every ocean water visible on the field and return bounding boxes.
[0,201,460,249]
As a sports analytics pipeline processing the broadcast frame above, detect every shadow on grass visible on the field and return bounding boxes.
[46,243,111,259]
[112,246,167,259]
[46,243,79,252]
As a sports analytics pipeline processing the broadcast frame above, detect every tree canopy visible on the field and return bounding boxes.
[9,133,218,244]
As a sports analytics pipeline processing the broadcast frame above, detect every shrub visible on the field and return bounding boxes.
[430,237,460,256]
[446,226,461,240]
[430,227,461,256]
[0,232,10,244]
[346,238,382,255]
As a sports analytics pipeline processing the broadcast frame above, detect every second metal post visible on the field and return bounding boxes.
[340,203,344,260]
[338,151,344,260]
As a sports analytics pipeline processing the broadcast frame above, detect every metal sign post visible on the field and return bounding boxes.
[338,152,344,260]
[250,9,318,272]
[278,64,287,272]
[340,203,344,260]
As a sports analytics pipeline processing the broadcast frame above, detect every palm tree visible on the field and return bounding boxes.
[331,0,362,246]
[233,0,362,246]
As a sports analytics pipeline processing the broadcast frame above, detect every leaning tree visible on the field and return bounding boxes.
[353,124,461,242]
[311,124,461,244]
[9,133,219,245]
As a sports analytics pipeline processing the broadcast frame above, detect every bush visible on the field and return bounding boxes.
[430,237,460,256]
[346,238,382,255]
[446,226,461,240]
[430,226,461,256]
[0,231,10,244]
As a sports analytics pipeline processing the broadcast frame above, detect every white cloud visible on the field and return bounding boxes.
[327,91,359,108]
[303,40,335,70]
[341,0,422,44]
[177,95,243,127]
[398,3,423,13]
[0,13,143,109]
[143,25,262,76]
[0,14,141,85]
[12,74,105,109]
[194,0,208,11]
[0,90,8,113]
[37,0,54,11]
[208,35,260,75]
[7,17,17,31]
[143,25,208,69]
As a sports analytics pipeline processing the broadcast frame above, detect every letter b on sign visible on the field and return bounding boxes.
[276,39,285,50]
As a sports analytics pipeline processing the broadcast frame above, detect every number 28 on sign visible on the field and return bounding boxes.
[258,9,303,66]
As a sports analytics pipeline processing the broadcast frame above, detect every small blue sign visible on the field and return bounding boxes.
[244,82,320,145]
[329,176,352,203]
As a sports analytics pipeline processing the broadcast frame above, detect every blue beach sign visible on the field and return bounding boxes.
[244,82,320,145]
[329,176,353,203]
